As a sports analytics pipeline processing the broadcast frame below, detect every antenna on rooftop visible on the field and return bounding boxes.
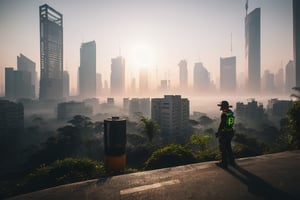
[245,0,249,16]
[230,33,233,56]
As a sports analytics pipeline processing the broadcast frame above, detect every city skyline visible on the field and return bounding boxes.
[0,0,293,94]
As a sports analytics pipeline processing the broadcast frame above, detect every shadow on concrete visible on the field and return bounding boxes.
[96,177,112,184]
[225,165,297,200]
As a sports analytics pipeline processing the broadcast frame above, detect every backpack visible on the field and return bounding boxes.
[225,111,235,129]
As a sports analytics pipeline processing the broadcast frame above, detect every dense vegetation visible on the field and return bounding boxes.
[1,98,300,199]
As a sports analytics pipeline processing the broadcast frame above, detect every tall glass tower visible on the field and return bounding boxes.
[110,56,125,96]
[294,0,300,88]
[245,8,261,93]
[39,4,63,100]
[78,41,96,98]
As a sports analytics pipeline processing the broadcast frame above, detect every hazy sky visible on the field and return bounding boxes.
[0,0,293,94]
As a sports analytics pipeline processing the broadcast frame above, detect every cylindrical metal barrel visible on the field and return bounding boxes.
[104,117,126,171]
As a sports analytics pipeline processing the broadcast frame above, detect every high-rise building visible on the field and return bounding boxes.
[57,101,92,121]
[0,66,4,96]
[110,56,125,96]
[0,100,24,135]
[5,68,34,99]
[17,54,36,98]
[151,95,189,138]
[63,71,69,98]
[131,78,136,94]
[285,60,296,94]
[262,70,275,93]
[275,68,284,93]
[235,99,264,126]
[96,73,102,96]
[293,0,300,87]
[160,80,170,91]
[245,8,261,93]
[193,62,210,92]
[78,41,96,98]
[39,4,63,100]
[129,98,151,120]
[139,67,149,94]
[178,60,188,89]
[220,56,236,93]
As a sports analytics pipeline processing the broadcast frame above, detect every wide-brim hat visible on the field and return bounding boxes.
[217,100,232,108]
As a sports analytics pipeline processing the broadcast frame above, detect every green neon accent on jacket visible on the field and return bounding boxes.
[225,111,235,128]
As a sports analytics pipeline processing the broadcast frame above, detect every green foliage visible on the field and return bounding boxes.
[269,133,293,153]
[144,144,197,170]
[232,133,267,157]
[139,117,160,143]
[287,101,300,149]
[188,133,213,151]
[19,158,106,194]
[28,115,103,169]
[196,149,219,162]
[198,115,214,126]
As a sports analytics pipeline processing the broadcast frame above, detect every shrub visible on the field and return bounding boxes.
[19,157,105,194]
[144,144,197,170]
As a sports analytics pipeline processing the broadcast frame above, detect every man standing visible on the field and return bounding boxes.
[216,100,236,168]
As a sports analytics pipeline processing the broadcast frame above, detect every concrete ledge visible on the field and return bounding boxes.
[7,150,300,200]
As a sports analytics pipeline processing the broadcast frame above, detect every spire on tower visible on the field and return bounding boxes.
[245,0,249,16]
[230,33,233,56]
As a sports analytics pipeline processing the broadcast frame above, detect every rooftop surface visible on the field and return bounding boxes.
[7,150,300,200]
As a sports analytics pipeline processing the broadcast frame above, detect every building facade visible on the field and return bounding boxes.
[0,100,24,135]
[139,67,149,95]
[17,54,36,98]
[178,60,188,89]
[220,56,236,93]
[151,95,189,138]
[57,101,92,121]
[5,68,34,99]
[129,98,151,120]
[39,4,63,100]
[110,56,125,96]
[63,71,69,98]
[78,41,96,98]
[245,8,261,93]
[235,99,264,126]
[294,0,300,87]
[285,60,295,94]
[193,62,210,92]
[262,70,275,94]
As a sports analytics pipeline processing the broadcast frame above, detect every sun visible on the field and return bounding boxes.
[132,44,153,67]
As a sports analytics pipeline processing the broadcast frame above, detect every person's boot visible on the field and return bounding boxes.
[229,160,236,167]
[216,162,227,169]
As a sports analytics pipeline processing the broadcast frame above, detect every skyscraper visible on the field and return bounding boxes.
[293,0,300,87]
[63,71,69,98]
[0,100,24,135]
[39,4,63,100]
[0,66,4,96]
[5,68,33,99]
[110,56,125,96]
[178,60,188,89]
[220,56,236,93]
[275,68,284,93]
[262,70,275,93]
[285,60,295,94]
[78,41,96,98]
[17,54,36,98]
[96,73,102,96]
[193,62,210,92]
[245,8,261,93]
[139,67,149,95]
